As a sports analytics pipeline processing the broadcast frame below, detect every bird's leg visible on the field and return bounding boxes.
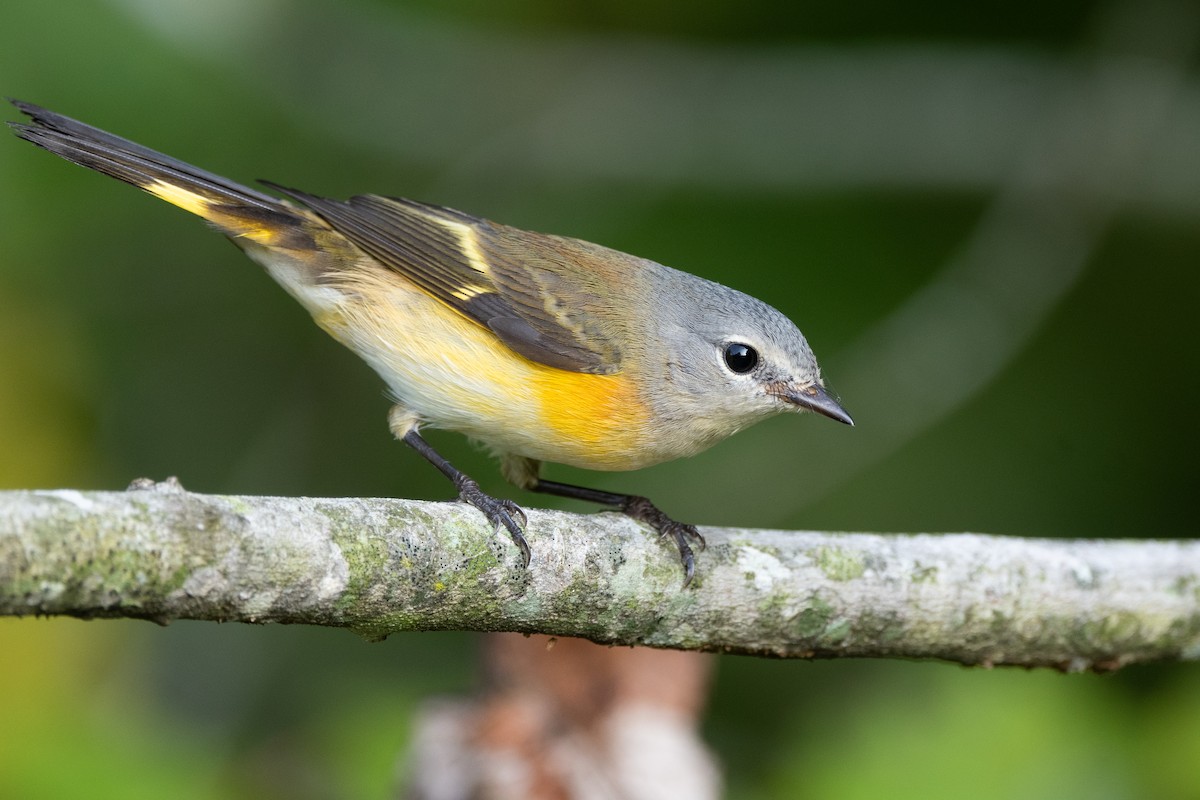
[392,410,530,566]
[530,479,705,588]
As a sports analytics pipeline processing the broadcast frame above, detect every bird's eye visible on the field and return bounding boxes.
[723,342,759,374]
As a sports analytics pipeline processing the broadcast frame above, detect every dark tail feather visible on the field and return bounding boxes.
[8,99,291,222]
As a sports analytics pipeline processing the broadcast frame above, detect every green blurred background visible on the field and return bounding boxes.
[2,0,1198,797]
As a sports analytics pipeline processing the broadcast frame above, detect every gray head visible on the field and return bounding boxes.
[650,268,853,440]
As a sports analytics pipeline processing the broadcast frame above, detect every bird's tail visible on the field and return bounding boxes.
[8,100,309,250]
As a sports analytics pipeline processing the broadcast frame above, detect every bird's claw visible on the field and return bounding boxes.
[619,495,705,588]
[456,478,531,567]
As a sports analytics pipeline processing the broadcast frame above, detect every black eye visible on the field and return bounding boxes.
[724,342,759,374]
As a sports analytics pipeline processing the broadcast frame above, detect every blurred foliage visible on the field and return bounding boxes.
[1,0,1198,797]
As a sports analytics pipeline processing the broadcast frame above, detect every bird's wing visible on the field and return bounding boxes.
[265,186,624,374]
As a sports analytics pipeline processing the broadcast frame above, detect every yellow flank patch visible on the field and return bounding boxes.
[533,367,649,469]
[310,266,652,470]
[145,180,211,217]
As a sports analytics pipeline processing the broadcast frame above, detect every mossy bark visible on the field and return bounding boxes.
[2,481,1198,671]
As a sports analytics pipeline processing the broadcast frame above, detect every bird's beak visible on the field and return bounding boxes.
[781,384,854,426]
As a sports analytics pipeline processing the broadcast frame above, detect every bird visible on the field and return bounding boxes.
[9,100,852,586]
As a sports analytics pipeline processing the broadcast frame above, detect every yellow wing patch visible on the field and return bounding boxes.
[433,215,492,277]
[449,284,492,301]
[259,188,614,372]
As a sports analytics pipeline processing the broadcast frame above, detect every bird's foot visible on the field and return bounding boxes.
[456,477,531,567]
[619,495,705,588]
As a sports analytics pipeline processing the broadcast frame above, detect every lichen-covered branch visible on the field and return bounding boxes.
[1,482,1197,671]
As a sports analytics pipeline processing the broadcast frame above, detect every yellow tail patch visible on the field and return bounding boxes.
[144,179,284,246]
[146,179,211,217]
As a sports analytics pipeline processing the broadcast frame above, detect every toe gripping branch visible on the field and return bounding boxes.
[532,480,705,587]
[402,431,702,584]
[402,430,531,566]
[455,475,531,567]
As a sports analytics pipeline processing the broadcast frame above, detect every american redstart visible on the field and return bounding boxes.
[10,100,852,586]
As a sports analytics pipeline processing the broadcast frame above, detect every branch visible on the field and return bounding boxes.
[1,482,1197,671]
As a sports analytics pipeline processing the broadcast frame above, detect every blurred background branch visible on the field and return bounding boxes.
[3,484,1197,670]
